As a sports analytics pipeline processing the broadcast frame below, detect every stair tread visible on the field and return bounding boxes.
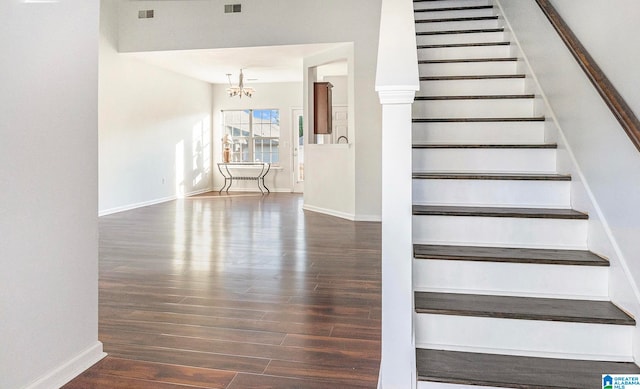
[412,144,556,148]
[413,244,608,266]
[415,15,499,23]
[413,117,545,123]
[417,27,504,35]
[418,41,510,49]
[416,94,534,100]
[417,348,640,388]
[414,292,635,324]
[419,57,517,63]
[420,74,525,80]
[415,5,493,12]
[412,172,570,180]
[412,205,588,219]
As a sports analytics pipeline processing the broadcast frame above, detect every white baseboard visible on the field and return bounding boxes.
[99,188,213,216]
[303,204,356,221]
[26,342,106,389]
[303,204,381,222]
[223,187,293,193]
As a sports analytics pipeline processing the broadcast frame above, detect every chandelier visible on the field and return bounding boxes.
[226,69,255,98]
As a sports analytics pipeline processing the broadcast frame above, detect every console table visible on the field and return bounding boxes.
[217,162,271,194]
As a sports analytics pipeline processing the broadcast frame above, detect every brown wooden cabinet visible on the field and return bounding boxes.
[314,82,333,134]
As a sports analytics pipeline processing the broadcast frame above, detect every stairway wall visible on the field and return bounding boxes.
[550,0,640,120]
[497,0,640,362]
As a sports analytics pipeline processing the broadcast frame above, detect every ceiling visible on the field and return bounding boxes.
[126,43,348,85]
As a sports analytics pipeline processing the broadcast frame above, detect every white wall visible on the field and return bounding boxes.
[117,0,383,220]
[324,76,348,105]
[498,0,640,362]
[0,1,105,388]
[211,82,302,192]
[550,0,640,120]
[100,0,213,215]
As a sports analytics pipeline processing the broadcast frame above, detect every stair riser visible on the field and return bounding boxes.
[418,45,512,61]
[417,31,505,46]
[412,148,557,173]
[419,61,517,76]
[418,382,495,389]
[414,9,497,20]
[413,179,570,208]
[413,99,535,118]
[414,0,492,10]
[418,79,525,96]
[415,314,634,361]
[413,260,608,299]
[413,215,588,249]
[415,19,500,33]
[412,121,545,145]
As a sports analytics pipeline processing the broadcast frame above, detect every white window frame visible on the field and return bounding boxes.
[222,109,280,165]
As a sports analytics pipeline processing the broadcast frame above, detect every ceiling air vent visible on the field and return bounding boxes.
[138,9,154,19]
[224,4,241,13]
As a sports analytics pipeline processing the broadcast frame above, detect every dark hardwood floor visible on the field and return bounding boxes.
[63,193,381,388]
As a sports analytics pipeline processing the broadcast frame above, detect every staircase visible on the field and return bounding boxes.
[411,0,640,387]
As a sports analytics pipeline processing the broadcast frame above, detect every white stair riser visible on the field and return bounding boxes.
[419,61,517,76]
[412,148,557,173]
[414,0,492,10]
[418,79,525,96]
[413,99,535,118]
[412,121,545,145]
[413,179,570,208]
[418,382,497,389]
[413,259,609,299]
[414,9,496,20]
[415,314,634,361]
[413,215,588,249]
[417,31,505,46]
[415,19,500,33]
[418,45,512,61]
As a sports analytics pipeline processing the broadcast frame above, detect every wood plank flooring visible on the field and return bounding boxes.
[63,193,381,388]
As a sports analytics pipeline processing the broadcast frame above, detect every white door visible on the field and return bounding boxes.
[292,109,304,193]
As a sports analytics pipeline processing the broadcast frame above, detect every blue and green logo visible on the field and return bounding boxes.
[603,375,613,389]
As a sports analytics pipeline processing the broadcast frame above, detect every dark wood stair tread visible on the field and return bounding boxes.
[413,117,545,123]
[418,41,510,49]
[416,94,534,100]
[412,205,588,219]
[417,348,640,388]
[417,28,504,35]
[420,74,524,81]
[415,5,494,12]
[414,292,635,325]
[412,143,556,149]
[419,57,517,63]
[412,172,571,181]
[416,15,499,23]
[413,244,608,266]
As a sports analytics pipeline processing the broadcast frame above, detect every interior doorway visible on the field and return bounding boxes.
[292,108,304,193]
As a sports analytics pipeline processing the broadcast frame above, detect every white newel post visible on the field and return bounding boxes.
[375,0,419,387]
[378,92,416,389]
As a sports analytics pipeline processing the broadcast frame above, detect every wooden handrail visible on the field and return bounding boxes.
[536,0,640,152]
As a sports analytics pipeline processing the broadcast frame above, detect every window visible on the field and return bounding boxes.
[223,109,280,164]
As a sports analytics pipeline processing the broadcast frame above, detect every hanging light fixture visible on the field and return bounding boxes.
[226,69,255,98]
